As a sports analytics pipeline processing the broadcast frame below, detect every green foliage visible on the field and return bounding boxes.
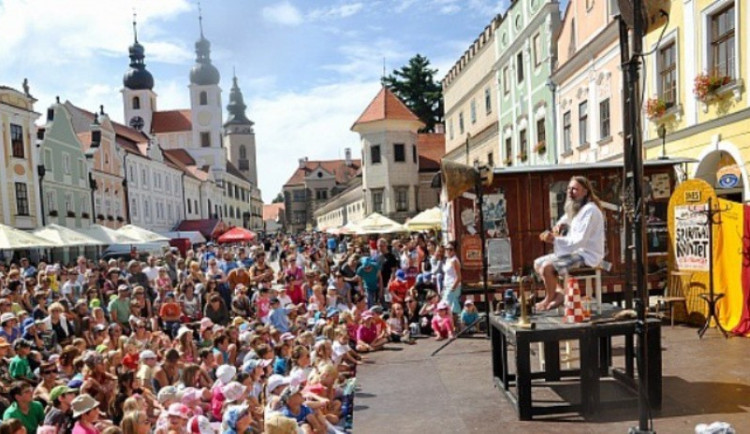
[272,192,284,203]
[383,54,444,133]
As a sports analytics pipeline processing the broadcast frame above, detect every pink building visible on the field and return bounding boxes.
[552,0,624,164]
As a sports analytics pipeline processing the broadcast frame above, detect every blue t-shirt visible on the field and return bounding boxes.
[273,356,288,375]
[269,308,290,333]
[461,310,479,325]
[327,238,337,251]
[282,404,313,424]
[356,263,381,292]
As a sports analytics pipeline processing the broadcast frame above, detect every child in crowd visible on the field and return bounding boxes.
[460,299,480,333]
[431,301,455,341]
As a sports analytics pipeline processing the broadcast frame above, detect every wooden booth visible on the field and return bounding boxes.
[446,158,693,305]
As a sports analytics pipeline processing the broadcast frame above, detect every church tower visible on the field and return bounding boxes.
[223,73,257,186]
[188,11,224,169]
[122,14,156,134]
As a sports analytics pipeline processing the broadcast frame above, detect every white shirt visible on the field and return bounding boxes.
[553,201,605,267]
[142,266,159,282]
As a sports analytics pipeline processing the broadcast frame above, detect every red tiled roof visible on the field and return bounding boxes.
[351,86,423,129]
[65,102,149,155]
[152,110,192,134]
[263,203,285,221]
[417,133,446,172]
[283,159,361,187]
[162,149,210,181]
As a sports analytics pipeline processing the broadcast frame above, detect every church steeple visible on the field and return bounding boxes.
[190,5,220,86]
[225,72,253,126]
[123,12,154,90]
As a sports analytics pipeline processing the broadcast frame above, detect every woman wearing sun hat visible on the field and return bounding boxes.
[70,393,101,434]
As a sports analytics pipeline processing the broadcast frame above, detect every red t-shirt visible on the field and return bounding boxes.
[159,302,180,319]
[122,353,139,371]
[388,280,410,303]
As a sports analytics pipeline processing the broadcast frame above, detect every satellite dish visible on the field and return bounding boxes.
[616,0,669,32]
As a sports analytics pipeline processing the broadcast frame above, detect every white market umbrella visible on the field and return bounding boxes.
[0,224,56,249]
[79,224,140,245]
[32,224,104,247]
[354,212,406,235]
[405,207,442,231]
[339,220,361,234]
[161,231,206,244]
[116,224,170,243]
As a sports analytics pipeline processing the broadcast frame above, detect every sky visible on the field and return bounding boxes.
[0,0,516,203]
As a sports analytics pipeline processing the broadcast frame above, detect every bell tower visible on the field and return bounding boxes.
[121,12,156,134]
[223,72,257,186]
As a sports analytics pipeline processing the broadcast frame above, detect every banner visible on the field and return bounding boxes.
[673,204,709,271]
[715,198,743,331]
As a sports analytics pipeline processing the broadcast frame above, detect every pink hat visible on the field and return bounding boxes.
[361,311,374,320]
[200,317,214,332]
[188,415,213,434]
[167,403,190,419]
[437,300,450,310]
[222,381,246,402]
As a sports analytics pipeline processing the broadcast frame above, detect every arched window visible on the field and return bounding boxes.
[199,91,208,105]
[132,96,140,110]
[239,145,247,159]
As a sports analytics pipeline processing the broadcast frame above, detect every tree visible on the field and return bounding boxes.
[271,192,284,203]
[383,54,443,133]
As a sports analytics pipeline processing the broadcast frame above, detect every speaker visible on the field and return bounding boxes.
[441,160,479,202]
[616,0,669,32]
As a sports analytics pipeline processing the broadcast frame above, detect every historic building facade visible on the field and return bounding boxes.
[643,0,750,201]
[443,15,501,167]
[495,0,561,167]
[552,0,624,164]
[38,102,92,229]
[0,84,42,229]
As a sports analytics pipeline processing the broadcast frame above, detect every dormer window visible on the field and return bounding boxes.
[132,96,140,110]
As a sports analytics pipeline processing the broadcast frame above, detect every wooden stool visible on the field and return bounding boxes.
[566,265,605,314]
[655,271,691,327]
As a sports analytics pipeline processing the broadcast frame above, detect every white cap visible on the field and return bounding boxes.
[215,364,236,386]
[140,350,157,360]
[267,374,290,394]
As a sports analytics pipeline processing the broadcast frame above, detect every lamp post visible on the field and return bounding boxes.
[657,124,668,160]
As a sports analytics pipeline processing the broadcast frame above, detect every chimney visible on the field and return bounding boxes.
[298,158,307,169]
[434,123,445,134]
[345,148,352,166]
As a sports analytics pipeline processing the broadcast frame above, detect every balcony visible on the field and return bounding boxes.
[238,159,249,171]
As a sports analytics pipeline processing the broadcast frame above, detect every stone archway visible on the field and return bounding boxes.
[693,141,749,202]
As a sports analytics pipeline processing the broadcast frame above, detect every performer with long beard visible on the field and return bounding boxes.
[533,176,605,311]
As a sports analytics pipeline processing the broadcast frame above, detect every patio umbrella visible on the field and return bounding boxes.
[32,224,104,247]
[217,227,257,243]
[0,224,55,249]
[160,231,207,244]
[116,224,170,243]
[354,213,406,235]
[339,220,361,234]
[405,207,442,231]
[79,224,140,245]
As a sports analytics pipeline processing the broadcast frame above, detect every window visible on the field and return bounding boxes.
[63,155,71,174]
[142,169,147,186]
[470,99,477,124]
[449,119,454,140]
[578,101,588,145]
[395,187,408,212]
[44,150,52,172]
[371,145,381,164]
[658,42,677,106]
[394,143,405,162]
[187,199,192,214]
[600,99,611,139]
[15,183,29,215]
[129,166,135,183]
[372,189,384,214]
[132,96,140,110]
[533,33,542,66]
[199,91,208,105]
[316,189,328,200]
[459,112,465,134]
[519,129,528,157]
[487,152,494,166]
[79,160,86,179]
[239,145,247,159]
[64,193,73,212]
[710,4,735,79]
[201,132,210,147]
[292,190,306,202]
[46,192,56,212]
[11,124,24,158]
[412,145,417,163]
[516,52,524,83]
[536,118,546,145]
[293,211,306,224]
[484,87,492,114]
[131,198,138,217]
[504,137,512,161]
[563,111,572,153]
[194,200,198,214]
[503,67,510,94]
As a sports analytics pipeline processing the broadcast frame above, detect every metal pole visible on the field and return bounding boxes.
[476,179,491,337]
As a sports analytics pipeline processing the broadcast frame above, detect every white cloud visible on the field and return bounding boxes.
[249,80,381,200]
[309,3,364,20]
[262,2,304,26]
[323,39,409,81]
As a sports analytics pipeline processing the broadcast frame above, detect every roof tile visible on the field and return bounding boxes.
[283,159,361,187]
[152,110,192,134]
[351,86,423,128]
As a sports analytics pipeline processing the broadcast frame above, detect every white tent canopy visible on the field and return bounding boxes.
[0,224,55,249]
[116,225,170,243]
[354,213,406,234]
[79,224,140,245]
[405,207,442,231]
[32,224,104,247]
[161,231,207,244]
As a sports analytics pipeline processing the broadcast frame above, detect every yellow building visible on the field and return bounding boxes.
[643,0,749,201]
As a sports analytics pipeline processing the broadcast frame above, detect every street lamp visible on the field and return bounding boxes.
[657,123,668,159]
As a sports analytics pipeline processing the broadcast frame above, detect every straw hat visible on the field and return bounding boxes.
[71,394,99,418]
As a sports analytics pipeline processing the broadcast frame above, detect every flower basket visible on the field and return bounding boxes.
[106,215,114,221]
[116,216,124,222]
[694,72,731,103]
[646,98,668,120]
[66,211,75,218]
[81,212,90,219]
[97,214,105,220]
[533,141,546,154]
[48,210,58,217]
[503,157,513,166]
[516,152,528,162]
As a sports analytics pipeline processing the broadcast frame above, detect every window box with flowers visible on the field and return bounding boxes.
[106,215,114,221]
[48,210,58,217]
[516,152,528,162]
[533,141,546,155]
[693,73,742,110]
[81,212,90,219]
[116,216,124,222]
[503,157,513,166]
[646,97,668,120]
[97,214,105,221]
[66,211,76,218]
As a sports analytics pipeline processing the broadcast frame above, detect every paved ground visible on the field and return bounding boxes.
[353,324,750,433]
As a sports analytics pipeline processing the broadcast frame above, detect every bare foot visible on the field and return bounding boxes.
[435,336,445,341]
[535,298,551,311]
[546,292,565,310]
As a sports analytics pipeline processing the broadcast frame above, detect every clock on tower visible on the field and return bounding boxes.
[129,116,145,131]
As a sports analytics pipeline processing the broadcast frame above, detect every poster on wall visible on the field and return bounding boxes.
[441,202,453,242]
[487,238,513,274]
[674,204,710,271]
[481,193,509,238]
[461,234,482,269]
